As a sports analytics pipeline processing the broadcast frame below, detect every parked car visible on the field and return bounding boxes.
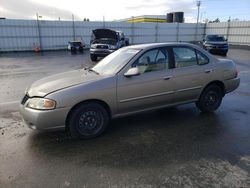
[203,35,228,56]
[90,28,129,61]
[68,41,85,53]
[19,43,240,139]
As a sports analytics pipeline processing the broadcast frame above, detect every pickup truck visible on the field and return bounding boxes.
[90,28,129,61]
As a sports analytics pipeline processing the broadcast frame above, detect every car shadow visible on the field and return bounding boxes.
[27,104,244,169]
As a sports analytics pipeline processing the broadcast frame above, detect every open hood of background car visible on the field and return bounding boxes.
[92,29,118,40]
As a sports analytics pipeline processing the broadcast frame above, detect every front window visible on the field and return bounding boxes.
[132,48,169,74]
[92,39,117,45]
[92,48,140,75]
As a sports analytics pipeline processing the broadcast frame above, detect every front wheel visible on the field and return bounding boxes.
[71,47,77,54]
[68,103,110,139]
[90,54,97,61]
[79,47,84,53]
[222,51,227,56]
[196,85,223,113]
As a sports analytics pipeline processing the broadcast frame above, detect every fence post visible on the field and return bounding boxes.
[155,21,159,43]
[176,22,179,42]
[131,17,134,44]
[36,13,42,51]
[72,14,76,41]
[226,20,231,41]
[195,22,198,42]
[203,23,207,40]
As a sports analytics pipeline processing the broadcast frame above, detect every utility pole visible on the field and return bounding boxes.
[195,1,201,42]
[196,1,201,24]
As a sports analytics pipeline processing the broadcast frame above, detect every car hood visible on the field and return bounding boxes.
[204,41,228,45]
[92,29,118,40]
[27,69,105,97]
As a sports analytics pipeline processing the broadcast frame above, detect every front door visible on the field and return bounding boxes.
[117,47,175,115]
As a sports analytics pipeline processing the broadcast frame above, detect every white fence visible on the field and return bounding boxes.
[0,19,205,52]
[205,21,250,46]
[1,19,249,52]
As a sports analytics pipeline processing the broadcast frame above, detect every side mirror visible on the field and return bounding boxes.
[226,39,228,41]
[202,39,205,42]
[124,67,140,77]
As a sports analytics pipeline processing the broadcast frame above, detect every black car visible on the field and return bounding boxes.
[68,41,85,53]
[89,29,129,61]
[203,35,228,56]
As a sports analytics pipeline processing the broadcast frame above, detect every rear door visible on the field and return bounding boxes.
[170,46,214,103]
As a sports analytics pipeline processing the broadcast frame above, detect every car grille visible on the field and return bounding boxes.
[211,44,227,49]
[21,94,29,105]
[96,45,108,49]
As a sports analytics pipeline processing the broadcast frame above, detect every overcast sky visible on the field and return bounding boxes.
[0,0,250,22]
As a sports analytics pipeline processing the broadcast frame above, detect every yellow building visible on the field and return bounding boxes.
[119,15,167,23]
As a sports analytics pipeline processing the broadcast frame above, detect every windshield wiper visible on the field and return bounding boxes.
[84,67,99,75]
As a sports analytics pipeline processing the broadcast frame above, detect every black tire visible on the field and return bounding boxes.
[90,54,97,61]
[222,52,227,56]
[196,84,223,113]
[71,47,77,54]
[68,102,109,139]
[79,47,84,53]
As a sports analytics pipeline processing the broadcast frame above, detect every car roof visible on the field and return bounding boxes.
[123,42,217,61]
[125,42,199,50]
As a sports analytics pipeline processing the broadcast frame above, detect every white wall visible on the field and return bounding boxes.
[0,19,205,52]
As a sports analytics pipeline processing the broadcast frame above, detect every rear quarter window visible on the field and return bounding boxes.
[196,50,209,65]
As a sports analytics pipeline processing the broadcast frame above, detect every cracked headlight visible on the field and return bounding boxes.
[27,98,56,110]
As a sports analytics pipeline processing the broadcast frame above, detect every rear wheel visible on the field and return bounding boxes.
[90,54,97,61]
[196,84,223,113]
[68,102,109,139]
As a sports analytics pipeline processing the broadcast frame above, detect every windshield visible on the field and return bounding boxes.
[92,48,141,75]
[92,39,117,45]
[206,35,226,41]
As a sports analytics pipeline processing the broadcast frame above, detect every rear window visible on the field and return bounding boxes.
[173,47,197,68]
[173,47,209,68]
[196,50,209,65]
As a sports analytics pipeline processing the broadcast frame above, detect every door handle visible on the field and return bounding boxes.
[205,69,213,73]
[163,76,173,80]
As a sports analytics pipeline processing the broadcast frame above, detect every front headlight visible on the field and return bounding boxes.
[27,98,56,110]
[91,44,97,48]
[109,45,117,50]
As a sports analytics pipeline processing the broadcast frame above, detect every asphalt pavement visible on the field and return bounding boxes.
[0,49,250,188]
